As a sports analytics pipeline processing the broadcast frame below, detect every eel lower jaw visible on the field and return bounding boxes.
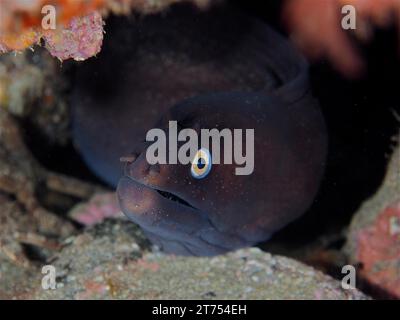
[117,176,251,256]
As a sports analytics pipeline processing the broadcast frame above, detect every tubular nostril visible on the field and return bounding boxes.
[123,162,133,177]
[148,164,160,176]
[120,153,138,164]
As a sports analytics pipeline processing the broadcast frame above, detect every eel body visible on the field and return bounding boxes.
[72,5,327,256]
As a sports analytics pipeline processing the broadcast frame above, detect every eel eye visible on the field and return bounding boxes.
[191,148,212,179]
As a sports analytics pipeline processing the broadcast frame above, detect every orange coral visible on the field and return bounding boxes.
[0,0,104,33]
[0,0,104,55]
[0,30,40,51]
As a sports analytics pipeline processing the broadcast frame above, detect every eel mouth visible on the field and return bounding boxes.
[155,189,196,209]
[118,175,198,212]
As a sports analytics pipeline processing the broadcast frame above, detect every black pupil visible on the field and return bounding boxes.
[197,158,206,169]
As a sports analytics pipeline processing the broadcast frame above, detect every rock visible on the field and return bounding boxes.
[0,257,38,299]
[0,50,70,144]
[345,132,400,298]
[0,96,103,286]
[0,105,100,208]
[0,192,73,299]
[25,220,368,300]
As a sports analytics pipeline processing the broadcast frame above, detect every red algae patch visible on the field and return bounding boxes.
[356,201,400,298]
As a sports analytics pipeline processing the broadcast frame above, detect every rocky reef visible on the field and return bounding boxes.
[345,132,400,299]
[3,220,368,300]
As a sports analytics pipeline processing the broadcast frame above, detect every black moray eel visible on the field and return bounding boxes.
[72,5,328,256]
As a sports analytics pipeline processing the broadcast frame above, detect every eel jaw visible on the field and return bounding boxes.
[117,175,242,256]
[116,175,205,236]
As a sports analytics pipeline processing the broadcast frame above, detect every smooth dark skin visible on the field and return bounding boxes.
[72,5,328,256]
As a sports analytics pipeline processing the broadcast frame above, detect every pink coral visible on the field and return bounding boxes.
[69,193,123,226]
[43,12,104,61]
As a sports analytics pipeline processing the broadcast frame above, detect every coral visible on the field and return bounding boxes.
[283,0,363,77]
[3,0,399,66]
[43,11,104,61]
[283,0,400,77]
[0,0,104,57]
[69,192,124,226]
[0,0,212,61]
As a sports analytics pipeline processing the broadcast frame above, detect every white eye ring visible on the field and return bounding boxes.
[191,148,212,179]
